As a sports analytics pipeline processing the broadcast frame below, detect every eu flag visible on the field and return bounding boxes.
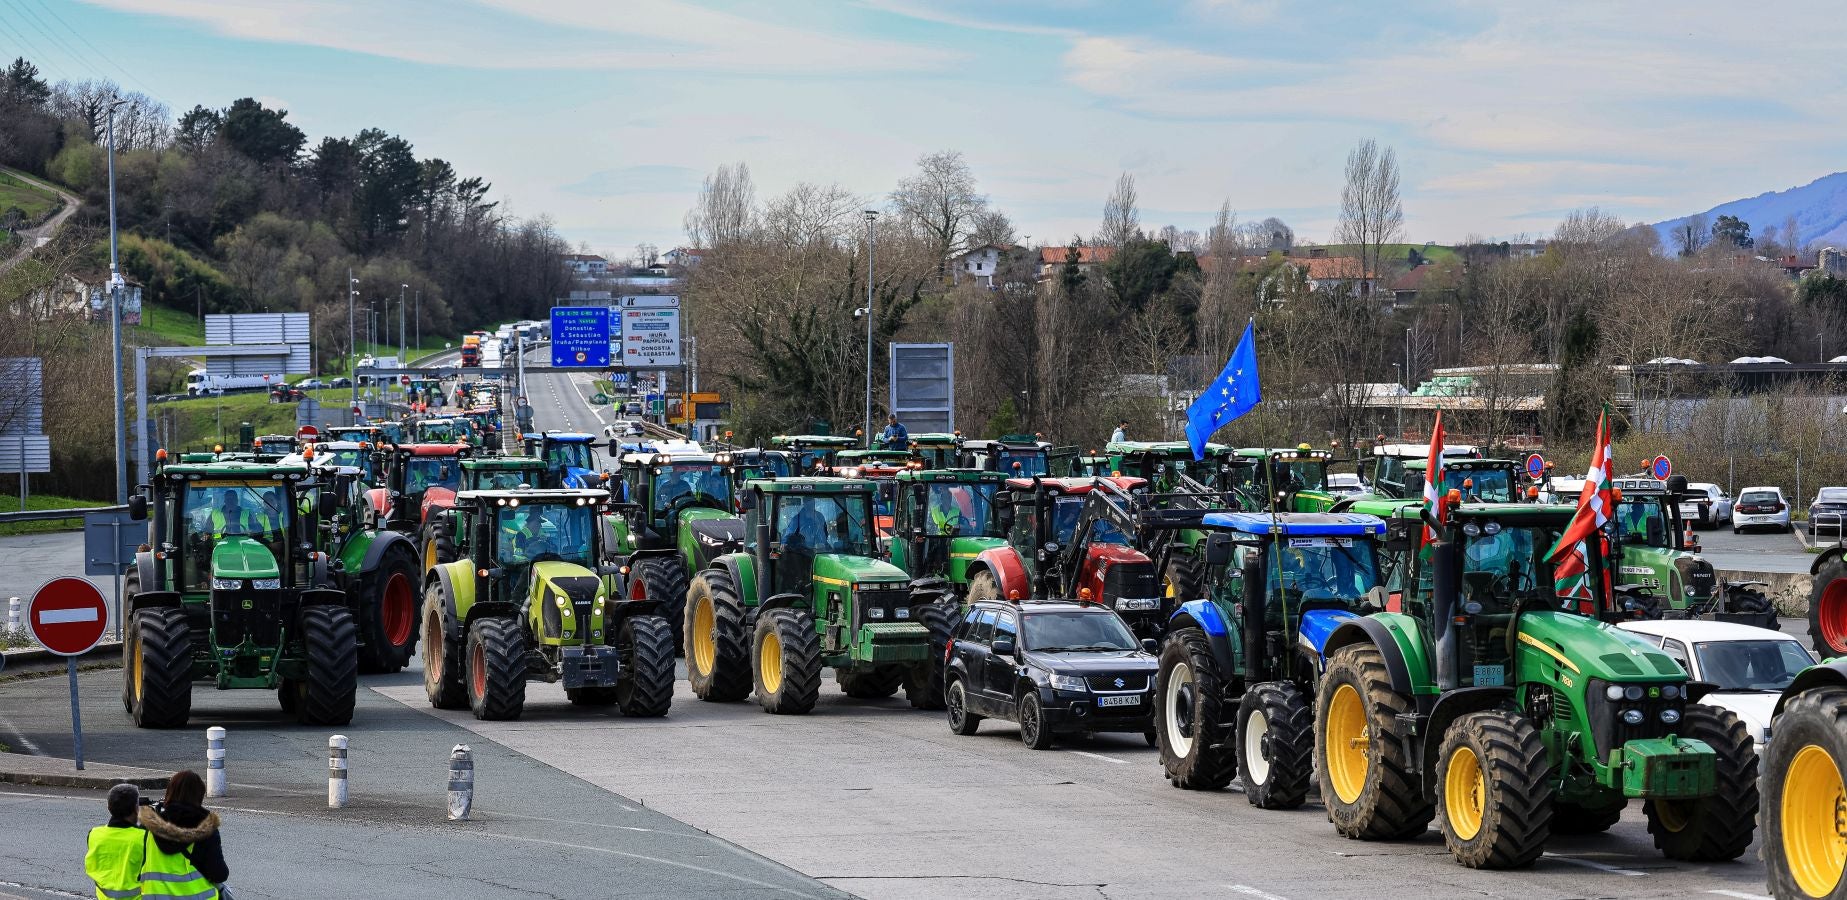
[1185,320,1261,460]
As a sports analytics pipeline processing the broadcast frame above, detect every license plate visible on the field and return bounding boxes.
[1097,695,1140,707]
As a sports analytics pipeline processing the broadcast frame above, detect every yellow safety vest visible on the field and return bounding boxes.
[210,508,272,539]
[85,825,144,899]
[137,829,217,899]
[931,503,957,534]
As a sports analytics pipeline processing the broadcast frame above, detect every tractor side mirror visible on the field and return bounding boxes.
[127,495,147,521]
[1140,638,1158,654]
[1666,474,1689,495]
[1203,532,1234,567]
[991,637,1016,657]
[1383,518,1416,552]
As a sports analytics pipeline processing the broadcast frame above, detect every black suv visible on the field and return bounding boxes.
[944,599,1159,749]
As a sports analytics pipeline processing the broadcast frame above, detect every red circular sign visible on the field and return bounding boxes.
[28,577,109,656]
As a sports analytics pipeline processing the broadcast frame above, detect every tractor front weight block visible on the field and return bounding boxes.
[559,645,623,690]
[1617,736,1716,799]
[855,623,930,664]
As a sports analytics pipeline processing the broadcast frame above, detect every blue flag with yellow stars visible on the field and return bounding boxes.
[1185,320,1261,460]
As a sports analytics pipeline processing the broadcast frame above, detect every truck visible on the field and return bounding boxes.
[184,368,286,397]
[460,334,482,367]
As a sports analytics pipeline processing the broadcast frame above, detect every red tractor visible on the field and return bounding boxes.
[367,443,471,534]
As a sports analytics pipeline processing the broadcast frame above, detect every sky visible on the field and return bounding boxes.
[7,0,1846,258]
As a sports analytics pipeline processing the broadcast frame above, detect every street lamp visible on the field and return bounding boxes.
[106,96,128,504]
[347,274,360,408]
[1390,363,1403,439]
[399,283,408,364]
[861,209,879,445]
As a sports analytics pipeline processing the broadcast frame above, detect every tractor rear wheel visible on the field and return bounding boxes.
[423,518,458,569]
[837,665,905,699]
[1163,553,1204,604]
[358,546,421,674]
[127,606,192,729]
[904,601,956,710]
[1237,681,1313,810]
[1810,557,1847,657]
[1644,704,1758,861]
[1156,627,1235,790]
[1316,643,1433,840]
[615,614,675,718]
[297,605,359,726]
[753,608,821,715]
[1763,685,1847,899]
[636,557,690,651]
[685,571,750,702]
[466,617,527,721]
[1549,800,1625,834]
[422,582,467,710]
[1435,709,1552,869]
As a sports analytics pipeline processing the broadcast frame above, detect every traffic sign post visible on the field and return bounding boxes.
[1525,453,1546,479]
[28,577,109,770]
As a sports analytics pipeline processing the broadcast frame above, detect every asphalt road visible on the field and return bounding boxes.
[1696,523,1813,574]
[0,533,127,636]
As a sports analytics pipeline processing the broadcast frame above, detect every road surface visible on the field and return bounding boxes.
[0,168,77,275]
[1698,523,1812,574]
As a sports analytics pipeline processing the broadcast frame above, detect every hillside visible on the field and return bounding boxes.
[1652,171,1847,250]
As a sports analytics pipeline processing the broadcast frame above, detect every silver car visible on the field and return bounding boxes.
[1733,486,1792,534]
[1679,482,1733,529]
[1807,486,1847,540]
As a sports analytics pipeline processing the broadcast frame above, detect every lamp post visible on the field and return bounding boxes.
[414,289,421,357]
[399,283,408,364]
[861,209,879,445]
[106,97,128,504]
[1390,363,1403,440]
[347,274,359,409]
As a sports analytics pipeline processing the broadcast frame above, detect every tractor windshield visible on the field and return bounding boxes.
[1051,495,1129,545]
[1615,496,1674,549]
[652,463,732,512]
[1448,467,1514,503]
[495,504,595,567]
[916,446,958,469]
[999,449,1048,477]
[470,467,540,491]
[1270,458,1327,492]
[1266,538,1380,601]
[742,456,793,479]
[404,457,462,498]
[774,493,874,556]
[318,448,373,481]
[1454,524,1561,612]
[546,441,596,473]
[923,482,1000,537]
[181,481,289,589]
[419,422,459,442]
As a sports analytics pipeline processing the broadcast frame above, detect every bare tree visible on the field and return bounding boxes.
[1336,138,1404,279]
[1243,216,1293,253]
[683,162,755,249]
[1673,213,1710,257]
[891,150,986,274]
[1098,172,1139,251]
[1553,207,1625,246]
[1784,213,1802,255]
[634,243,659,267]
[970,208,1015,248]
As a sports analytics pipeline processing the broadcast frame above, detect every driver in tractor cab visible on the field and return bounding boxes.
[1461,527,1522,610]
[783,500,830,551]
[929,487,967,535]
[201,488,280,540]
[1277,545,1341,600]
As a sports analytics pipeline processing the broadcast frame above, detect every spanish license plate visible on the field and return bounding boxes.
[1097,695,1140,708]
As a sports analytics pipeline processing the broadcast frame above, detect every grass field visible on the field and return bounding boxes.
[0,171,60,224]
[130,304,207,346]
[0,493,104,536]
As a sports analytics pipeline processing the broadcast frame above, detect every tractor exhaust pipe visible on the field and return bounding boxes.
[1432,541,1459,690]
[755,495,772,605]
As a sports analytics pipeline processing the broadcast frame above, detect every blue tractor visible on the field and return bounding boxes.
[521,432,606,489]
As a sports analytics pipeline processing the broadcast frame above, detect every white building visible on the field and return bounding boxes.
[562,254,609,276]
[952,244,1008,288]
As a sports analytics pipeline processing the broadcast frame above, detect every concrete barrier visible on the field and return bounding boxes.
[1718,569,1813,617]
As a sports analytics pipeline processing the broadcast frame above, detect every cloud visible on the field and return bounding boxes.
[78,0,958,74]
[857,0,1082,38]
[561,165,702,198]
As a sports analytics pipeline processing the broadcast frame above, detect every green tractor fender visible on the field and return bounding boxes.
[1419,686,1516,787]
[1322,613,1436,699]
[341,528,417,579]
[128,550,184,611]
[1775,660,1847,716]
[706,551,760,609]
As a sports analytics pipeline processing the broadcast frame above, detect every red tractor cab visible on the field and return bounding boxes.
[966,476,1155,614]
[367,443,471,531]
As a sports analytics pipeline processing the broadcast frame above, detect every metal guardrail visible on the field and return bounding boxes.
[0,504,127,524]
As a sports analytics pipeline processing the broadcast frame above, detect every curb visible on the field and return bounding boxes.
[2,641,123,667]
[0,767,169,791]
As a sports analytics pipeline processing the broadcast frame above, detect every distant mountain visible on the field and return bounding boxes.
[1652,171,1847,251]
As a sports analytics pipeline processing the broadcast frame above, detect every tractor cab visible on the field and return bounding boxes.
[1607,475,1721,621]
[611,450,744,573]
[325,425,395,447]
[961,437,1054,477]
[294,440,380,486]
[768,435,860,474]
[908,432,963,470]
[522,432,605,489]
[962,477,1153,626]
[1238,446,1337,512]
[1104,441,1250,497]
[369,443,470,530]
[460,455,548,492]
[250,434,299,462]
[887,469,1007,594]
[416,418,469,445]
[1403,457,1522,504]
[725,449,795,492]
[1368,442,1482,499]
[831,449,914,535]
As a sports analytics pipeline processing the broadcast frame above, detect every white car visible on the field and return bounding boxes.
[1326,473,1366,496]
[1618,619,1816,749]
[1678,482,1733,529]
[1733,485,1792,534]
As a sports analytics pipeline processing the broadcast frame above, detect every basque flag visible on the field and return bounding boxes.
[1186,321,1262,460]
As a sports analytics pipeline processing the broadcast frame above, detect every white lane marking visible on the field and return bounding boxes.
[1227,886,1290,900]
[1543,853,1646,876]
[1707,891,1773,900]
[0,716,46,755]
[0,880,87,898]
[1067,750,1128,765]
[458,829,831,898]
[37,608,98,624]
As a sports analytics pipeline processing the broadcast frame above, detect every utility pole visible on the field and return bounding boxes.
[398,283,408,364]
[348,273,359,410]
[414,289,421,357]
[106,97,128,504]
[862,209,878,445]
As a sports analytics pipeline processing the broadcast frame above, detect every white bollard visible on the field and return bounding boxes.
[447,744,473,821]
[6,597,18,634]
[327,735,348,808]
[205,727,226,798]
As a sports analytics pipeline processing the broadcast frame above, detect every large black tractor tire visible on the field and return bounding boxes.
[636,556,690,651]
[466,617,527,721]
[966,570,1003,604]
[753,608,821,715]
[127,606,192,729]
[422,582,467,710]
[685,571,751,702]
[1810,557,1847,657]
[357,546,422,674]
[904,601,956,710]
[837,665,906,699]
[1155,627,1236,790]
[1316,643,1434,840]
[1163,553,1205,604]
[1237,681,1314,810]
[1762,685,1847,900]
[1643,703,1758,861]
[296,605,359,727]
[1549,800,1625,835]
[1434,709,1552,869]
[423,518,459,568]
[615,614,675,718]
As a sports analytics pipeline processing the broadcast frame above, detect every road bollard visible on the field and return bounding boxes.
[447,744,473,821]
[205,727,226,798]
[6,597,18,634]
[327,735,348,808]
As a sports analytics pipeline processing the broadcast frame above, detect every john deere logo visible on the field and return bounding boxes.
[1113,677,1125,689]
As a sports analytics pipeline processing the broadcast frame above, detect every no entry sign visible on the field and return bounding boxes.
[28,576,108,656]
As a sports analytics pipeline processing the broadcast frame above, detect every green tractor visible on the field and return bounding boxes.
[681,477,937,713]
[122,458,357,728]
[1603,475,1734,623]
[909,432,962,469]
[1236,446,1338,512]
[961,437,1061,477]
[885,469,1009,706]
[420,455,550,570]
[1400,457,1522,504]
[419,488,676,720]
[1366,442,1483,499]
[606,449,745,647]
[1156,511,1390,806]
[1102,441,1261,601]
[1313,499,1757,869]
[297,446,425,675]
[768,434,860,474]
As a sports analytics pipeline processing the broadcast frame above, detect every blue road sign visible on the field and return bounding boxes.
[1525,453,1545,478]
[550,306,611,368]
[608,372,629,387]
[1651,455,1671,479]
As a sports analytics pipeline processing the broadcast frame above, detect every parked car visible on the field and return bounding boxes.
[1733,486,1792,534]
[1618,619,1816,749]
[297,377,326,390]
[944,599,1158,750]
[1679,482,1733,529]
[1807,486,1847,540]
[1326,472,1366,496]
[330,376,353,388]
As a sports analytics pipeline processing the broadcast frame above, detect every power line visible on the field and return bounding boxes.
[0,13,72,82]
[6,0,94,76]
[27,0,158,98]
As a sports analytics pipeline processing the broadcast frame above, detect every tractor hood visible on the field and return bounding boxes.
[1516,609,1685,683]
[679,509,744,570]
[949,535,1007,558]
[814,553,909,586]
[530,560,604,603]
[420,486,458,522]
[211,536,280,580]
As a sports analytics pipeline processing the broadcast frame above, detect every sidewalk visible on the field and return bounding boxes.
[0,754,168,790]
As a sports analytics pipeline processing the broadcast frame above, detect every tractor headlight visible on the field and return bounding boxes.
[1621,708,1646,725]
[1482,520,1501,535]
[251,578,281,590]
[1623,685,1645,701]
[867,607,885,619]
[1660,708,1682,725]
[593,598,605,614]
[1462,522,1481,537]
[212,578,244,590]
[1605,685,1625,701]
[1661,685,1680,699]
[1049,673,1087,692]
[555,596,568,609]
[894,607,909,619]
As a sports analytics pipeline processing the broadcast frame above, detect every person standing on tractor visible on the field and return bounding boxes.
[1111,420,1128,444]
[878,414,909,451]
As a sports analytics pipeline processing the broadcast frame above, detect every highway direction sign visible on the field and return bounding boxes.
[550,306,611,368]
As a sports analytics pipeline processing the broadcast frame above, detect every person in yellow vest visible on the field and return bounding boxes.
[141,770,228,891]
[207,490,276,539]
[85,783,146,899]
